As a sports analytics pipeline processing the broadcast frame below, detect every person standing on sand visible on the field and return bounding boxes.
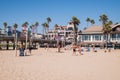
[57,41,61,52]
[77,44,83,55]
[71,43,77,55]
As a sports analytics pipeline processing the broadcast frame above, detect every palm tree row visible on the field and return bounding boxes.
[2,14,114,36]
[3,22,18,34]
[2,14,115,46]
[29,22,39,34]
[3,21,39,34]
[2,21,46,39]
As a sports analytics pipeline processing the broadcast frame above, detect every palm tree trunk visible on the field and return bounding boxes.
[73,24,77,44]
[13,30,16,50]
[105,34,108,49]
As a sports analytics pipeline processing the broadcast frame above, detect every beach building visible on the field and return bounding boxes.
[47,22,77,42]
[46,26,67,40]
[80,24,120,49]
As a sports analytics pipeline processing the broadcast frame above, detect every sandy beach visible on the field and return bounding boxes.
[0,48,120,80]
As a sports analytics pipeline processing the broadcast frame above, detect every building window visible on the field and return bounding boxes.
[117,34,120,40]
[68,27,73,30]
[112,34,116,40]
[112,34,120,40]
[82,35,91,41]
[93,34,101,41]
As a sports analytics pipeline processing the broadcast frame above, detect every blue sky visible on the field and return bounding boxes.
[0,0,120,33]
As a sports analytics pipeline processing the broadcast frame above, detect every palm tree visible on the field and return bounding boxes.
[13,23,18,32]
[42,22,48,35]
[46,17,51,32]
[103,21,113,35]
[90,19,95,25]
[22,22,29,29]
[3,22,8,50]
[103,21,113,48]
[30,24,34,35]
[13,23,18,51]
[13,23,18,38]
[13,23,18,37]
[21,22,29,53]
[108,20,113,25]
[71,16,80,44]
[23,22,29,53]
[54,24,59,39]
[103,21,112,35]
[24,22,29,26]
[35,22,39,34]
[22,22,29,37]
[3,22,7,34]
[30,25,33,30]
[31,24,35,32]
[29,25,33,36]
[47,17,51,24]
[25,22,29,27]
[35,22,39,26]
[29,24,35,46]
[99,14,112,49]
[41,23,45,35]
[99,14,108,25]
[86,17,90,27]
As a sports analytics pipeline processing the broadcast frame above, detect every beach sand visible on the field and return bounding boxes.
[0,48,120,80]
